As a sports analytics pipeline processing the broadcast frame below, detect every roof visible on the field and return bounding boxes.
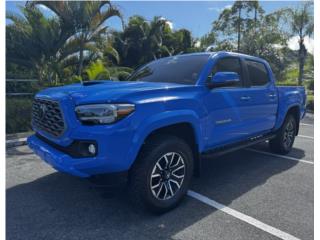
[176,51,264,60]
[155,51,267,64]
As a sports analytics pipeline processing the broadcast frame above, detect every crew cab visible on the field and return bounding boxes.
[28,51,306,212]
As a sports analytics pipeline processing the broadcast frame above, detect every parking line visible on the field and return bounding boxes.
[298,135,314,140]
[187,190,300,240]
[246,148,313,165]
[300,123,313,127]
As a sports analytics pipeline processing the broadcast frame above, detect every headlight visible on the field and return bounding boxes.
[75,103,135,125]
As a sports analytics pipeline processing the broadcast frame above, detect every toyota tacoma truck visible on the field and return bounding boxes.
[28,51,306,212]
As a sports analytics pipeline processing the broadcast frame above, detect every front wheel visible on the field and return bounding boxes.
[269,114,297,154]
[128,135,194,213]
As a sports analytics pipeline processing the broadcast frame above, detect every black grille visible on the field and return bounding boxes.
[32,98,65,137]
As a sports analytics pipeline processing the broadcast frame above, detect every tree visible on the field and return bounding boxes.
[6,6,69,84]
[245,0,265,31]
[112,15,198,68]
[199,32,217,50]
[212,0,264,52]
[241,10,289,79]
[285,2,313,85]
[163,28,193,55]
[7,1,123,84]
[112,15,169,67]
[210,1,291,80]
[29,1,123,76]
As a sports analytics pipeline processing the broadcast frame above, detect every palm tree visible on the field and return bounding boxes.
[6,6,67,84]
[285,2,313,85]
[29,1,123,76]
[112,15,170,67]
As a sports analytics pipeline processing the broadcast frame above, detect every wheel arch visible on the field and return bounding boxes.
[286,105,300,135]
[274,104,301,135]
[125,111,202,176]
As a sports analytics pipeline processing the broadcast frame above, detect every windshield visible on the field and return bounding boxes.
[127,54,210,85]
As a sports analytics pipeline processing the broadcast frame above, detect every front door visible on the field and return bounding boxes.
[203,57,252,149]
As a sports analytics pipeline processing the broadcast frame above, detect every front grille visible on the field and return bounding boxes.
[32,98,65,137]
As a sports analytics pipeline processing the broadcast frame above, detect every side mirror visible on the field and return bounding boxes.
[207,72,240,89]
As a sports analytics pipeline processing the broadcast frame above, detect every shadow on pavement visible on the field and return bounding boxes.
[7,147,298,240]
[191,148,299,205]
[6,146,34,156]
[250,141,306,159]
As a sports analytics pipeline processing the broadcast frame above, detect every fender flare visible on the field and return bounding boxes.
[125,110,203,169]
[274,103,301,131]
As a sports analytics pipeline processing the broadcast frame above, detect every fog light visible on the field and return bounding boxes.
[88,144,96,155]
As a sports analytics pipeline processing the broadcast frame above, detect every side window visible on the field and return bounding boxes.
[246,60,269,86]
[209,57,243,87]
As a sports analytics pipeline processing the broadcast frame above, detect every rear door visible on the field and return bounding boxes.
[242,59,278,135]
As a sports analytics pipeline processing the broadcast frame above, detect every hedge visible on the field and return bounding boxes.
[6,97,33,134]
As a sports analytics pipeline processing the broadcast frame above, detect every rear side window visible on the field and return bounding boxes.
[209,57,243,87]
[246,60,269,86]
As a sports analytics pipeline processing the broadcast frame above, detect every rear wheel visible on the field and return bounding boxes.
[269,114,297,154]
[128,135,194,213]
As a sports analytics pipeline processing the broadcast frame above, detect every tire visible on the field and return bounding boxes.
[269,114,297,154]
[128,134,194,213]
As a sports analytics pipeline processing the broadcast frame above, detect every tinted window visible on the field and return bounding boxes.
[127,55,209,85]
[209,57,242,87]
[246,60,269,86]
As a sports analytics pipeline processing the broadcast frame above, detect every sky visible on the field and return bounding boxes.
[5,1,314,53]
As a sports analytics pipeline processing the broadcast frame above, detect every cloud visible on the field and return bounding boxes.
[208,4,232,12]
[194,40,201,48]
[166,20,173,30]
[38,4,50,12]
[159,17,173,30]
[208,7,220,12]
[288,36,314,54]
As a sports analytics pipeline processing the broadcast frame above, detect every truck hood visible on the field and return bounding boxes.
[36,80,190,105]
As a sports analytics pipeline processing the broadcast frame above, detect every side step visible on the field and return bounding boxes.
[201,133,276,158]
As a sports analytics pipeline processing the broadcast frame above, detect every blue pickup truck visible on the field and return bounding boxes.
[28,51,306,212]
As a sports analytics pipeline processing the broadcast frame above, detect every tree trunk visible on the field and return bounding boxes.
[78,36,85,76]
[78,46,84,76]
[237,7,242,52]
[254,7,257,31]
[298,38,307,85]
[152,52,157,60]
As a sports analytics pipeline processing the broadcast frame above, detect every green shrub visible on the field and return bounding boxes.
[306,95,314,112]
[6,97,33,134]
[276,80,297,86]
[85,60,110,80]
[307,79,314,91]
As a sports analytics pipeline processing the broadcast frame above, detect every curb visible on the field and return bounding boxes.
[6,137,27,148]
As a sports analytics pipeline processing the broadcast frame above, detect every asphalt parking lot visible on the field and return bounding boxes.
[6,115,314,240]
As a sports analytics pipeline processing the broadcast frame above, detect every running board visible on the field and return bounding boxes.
[202,133,276,158]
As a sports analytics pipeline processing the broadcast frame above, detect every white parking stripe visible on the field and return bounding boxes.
[6,137,27,144]
[187,190,300,240]
[297,135,314,140]
[246,148,313,165]
[300,123,313,127]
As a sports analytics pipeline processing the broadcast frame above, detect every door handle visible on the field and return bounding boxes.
[240,96,251,101]
[268,93,276,98]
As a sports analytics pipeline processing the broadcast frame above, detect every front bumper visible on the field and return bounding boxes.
[27,133,133,178]
[28,135,94,177]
